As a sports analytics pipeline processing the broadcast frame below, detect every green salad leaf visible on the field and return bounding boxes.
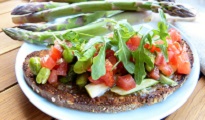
[91,38,107,80]
[78,46,96,61]
[152,9,169,61]
[133,32,154,84]
[113,20,135,74]
[115,29,135,74]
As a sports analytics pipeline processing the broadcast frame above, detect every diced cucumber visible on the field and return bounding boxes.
[111,79,158,95]
[85,83,109,98]
[159,74,178,86]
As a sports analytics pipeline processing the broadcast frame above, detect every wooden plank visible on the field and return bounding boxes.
[166,77,205,120]
[0,0,27,14]
[0,49,19,91]
[0,84,52,119]
[0,12,18,31]
[0,32,23,55]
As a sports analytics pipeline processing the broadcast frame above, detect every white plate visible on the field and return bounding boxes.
[15,23,200,120]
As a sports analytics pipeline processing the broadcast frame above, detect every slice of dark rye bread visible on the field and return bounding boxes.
[23,40,193,113]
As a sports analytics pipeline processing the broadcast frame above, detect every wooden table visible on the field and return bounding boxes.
[0,0,204,119]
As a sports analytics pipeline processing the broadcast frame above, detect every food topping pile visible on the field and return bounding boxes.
[28,14,191,98]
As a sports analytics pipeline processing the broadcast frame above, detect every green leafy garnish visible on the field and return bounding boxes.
[83,36,104,51]
[152,9,169,61]
[91,38,107,80]
[133,32,154,84]
[115,29,135,74]
[78,46,96,61]
[113,20,135,74]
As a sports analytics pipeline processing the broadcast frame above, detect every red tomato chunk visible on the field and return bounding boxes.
[49,45,62,62]
[88,60,115,87]
[55,60,68,76]
[148,67,160,80]
[116,74,136,91]
[169,28,181,42]
[41,55,56,70]
[126,35,141,51]
[48,70,58,84]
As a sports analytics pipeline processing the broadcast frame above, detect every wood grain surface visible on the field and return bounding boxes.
[166,77,205,120]
[0,0,52,119]
[0,85,51,120]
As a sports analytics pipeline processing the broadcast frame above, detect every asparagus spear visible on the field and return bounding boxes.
[4,12,149,45]
[3,19,111,45]
[13,0,175,15]
[12,1,195,24]
[17,11,122,32]
[30,0,103,3]
[11,2,69,15]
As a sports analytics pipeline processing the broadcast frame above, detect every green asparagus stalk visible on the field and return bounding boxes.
[11,2,69,15]
[4,12,148,45]
[30,0,103,3]
[3,19,111,45]
[17,11,122,32]
[12,1,195,24]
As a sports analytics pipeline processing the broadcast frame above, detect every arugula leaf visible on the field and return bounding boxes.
[118,20,135,41]
[63,31,79,42]
[133,50,146,84]
[132,33,154,84]
[153,9,170,62]
[152,22,169,61]
[91,39,106,80]
[78,46,96,61]
[83,36,104,51]
[115,29,135,74]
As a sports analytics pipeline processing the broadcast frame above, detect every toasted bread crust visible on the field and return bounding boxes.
[23,41,193,113]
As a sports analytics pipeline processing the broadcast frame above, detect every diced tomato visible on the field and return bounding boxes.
[49,46,62,62]
[105,59,113,72]
[144,44,161,53]
[41,55,56,70]
[155,52,166,66]
[148,67,160,80]
[106,49,117,65]
[168,28,181,42]
[89,60,115,87]
[88,77,104,84]
[116,74,136,91]
[177,61,191,74]
[107,55,117,74]
[54,43,63,52]
[176,52,191,74]
[106,49,115,58]
[100,71,115,87]
[169,63,177,73]
[48,70,58,84]
[126,35,141,51]
[173,42,182,52]
[158,64,173,76]
[101,60,115,87]
[116,62,127,75]
[168,51,177,65]
[168,43,181,55]
[55,60,68,76]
